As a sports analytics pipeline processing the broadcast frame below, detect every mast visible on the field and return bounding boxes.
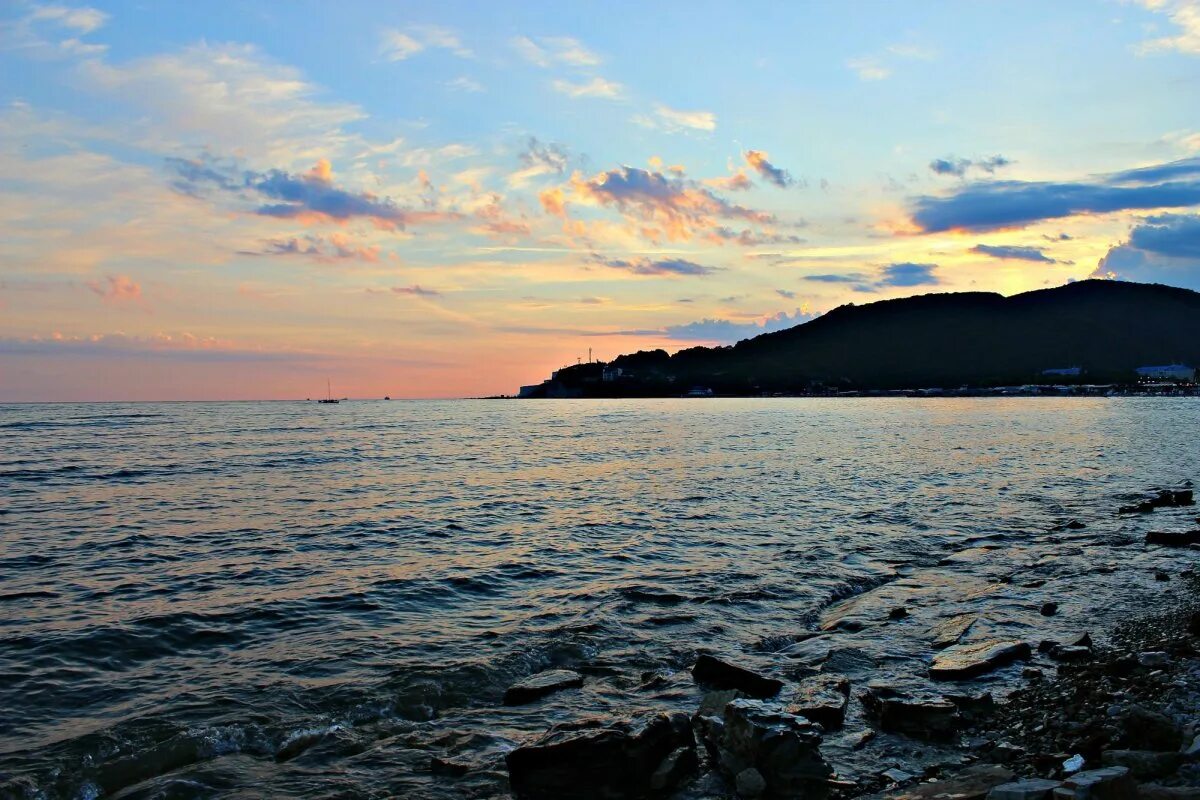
[327,377,332,401]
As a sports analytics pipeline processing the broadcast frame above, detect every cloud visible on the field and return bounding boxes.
[706,226,805,246]
[239,233,382,262]
[802,273,873,284]
[909,156,1200,232]
[511,35,600,67]
[846,57,890,81]
[392,284,441,297]
[1127,212,1200,257]
[567,165,775,241]
[380,25,471,61]
[664,308,818,343]
[744,150,794,188]
[969,243,1060,263]
[2,3,109,57]
[509,137,569,187]
[776,288,796,299]
[705,171,753,192]
[595,255,718,277]
[878,262,941,287]
[168,156,455,230]
[552,76,623,99]
[0,332,301,362]
[928,155,1011,178]
[80,43,364,168]
[445,76,484,92]
[1135,0,1200,55]
[634,104,717,133]
[86,274,141,301]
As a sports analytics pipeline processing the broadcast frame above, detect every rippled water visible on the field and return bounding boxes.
[2,398,1199,799]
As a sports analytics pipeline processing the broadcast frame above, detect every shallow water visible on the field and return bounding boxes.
[2,398,1199,798]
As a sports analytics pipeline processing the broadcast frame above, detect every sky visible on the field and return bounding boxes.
[2,0,1200,401]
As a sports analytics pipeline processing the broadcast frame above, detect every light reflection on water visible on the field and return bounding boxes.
[0,398,1197,797]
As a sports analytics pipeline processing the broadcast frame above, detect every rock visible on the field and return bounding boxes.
[898,765,1015,800]
[947,691,996,722]
[1138,786,1200,800]
[697,689,743,719]
[431,755,474,776]
[930,640,1032,680]
[736,767,767,798]
[1023,667,1045,680]
[1051,766,1136,800]
[703,698,832,797]
[506,711,696,799]
[1099,749,1182,780]
[693,654,783,698]
[1114,706,1183,752]
[989,778,1062,800]
[930,614,979,650]
[650,746,699,791]
[1066,520,1087,530]
[503,669,584,705]
[1155,571,1171,582]
[1188,611,1200,637]
[1138,651,1169,668]
[1146,530,1200,547]
[1050,646,1094,662]
[882,768,916,784]
[1183,733,1200,758]
[788,674,850,729]
[1041,603,1059,616]
[861,684,960,739]
[889,607,910,620]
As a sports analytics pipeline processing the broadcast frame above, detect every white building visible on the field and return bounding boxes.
[1135,364,1196,382]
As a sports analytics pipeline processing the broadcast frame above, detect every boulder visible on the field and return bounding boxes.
[506,711,696,799]
[737,767,768,798]
[860,684,959,739]
[929,614,979,650]
[1145,530,1200,547]
[1050,766,1136,800]
[693,654,784,698]
[988,778,1063,800]
[704,698,832,798]
[1041,603,1059,617]
[930,640,1031,680]
[649,746,699,792]
[1099,749,1182,780]
[787,674,850,729]
[503,669,584,705]
[1114,706,1183,752]
[896,765,1015,800]
[1049,646,1093,662]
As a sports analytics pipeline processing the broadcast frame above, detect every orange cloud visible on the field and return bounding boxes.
[540,187,567,217]
[86,274,142,302]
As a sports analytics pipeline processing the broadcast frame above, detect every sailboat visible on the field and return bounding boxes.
[318,378,340,404]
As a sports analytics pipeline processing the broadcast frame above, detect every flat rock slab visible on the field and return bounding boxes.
[929,613,979,650]
[930,639,1031,680]
[692,654,783,698]
[1052,767,1136,800]
[787,674,850,729]
[988,778,1063,800]
[893,765,1015,800]
[503,669,584,705]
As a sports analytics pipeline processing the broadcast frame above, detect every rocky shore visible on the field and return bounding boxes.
[496,486,1200,800]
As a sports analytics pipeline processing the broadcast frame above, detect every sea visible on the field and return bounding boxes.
[2,398,1199,799]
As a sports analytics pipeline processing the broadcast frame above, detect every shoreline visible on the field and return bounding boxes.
[496,486,1200,800]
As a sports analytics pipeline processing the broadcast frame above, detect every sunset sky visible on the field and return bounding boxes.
[2,0,1200,400]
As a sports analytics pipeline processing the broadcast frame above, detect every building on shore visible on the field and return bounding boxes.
[1135,364,1197,382]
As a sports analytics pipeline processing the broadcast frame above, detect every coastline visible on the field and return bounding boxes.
[496,486,1200,800]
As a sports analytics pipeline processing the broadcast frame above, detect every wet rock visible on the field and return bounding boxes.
[697,689,743,719]
[503,669,584,705]
[692,654,784,698]
[889,607,910,620]
[703,698,832,798]
[1050,766,1135,800]
[506,711,696,799]
[737,767,767,798]
[1137,651,1169,668]
[649,746,698,791]
[930,639,1032,680]
[1114,706,1183,752]
[1023,667,1045,680]
[431,754,474,776]
[930,613,979,650]
[1050,646,1094,663]
[882,768,916,784]
[1183,733,1200,758]
[1041,603,1059,617]
[822,646,877,678]
[896,765,1015,800]
[1098,749,1181,779]
[1121,489,1194,514]
[988,778,1062,800]
[1138,786,1200,800]
[1145,530,1200,547]
[781,636,834,667]
[947,691,996,722]
[1155,571,1171,582]
[787,674,850,729]
[860,683,960,739]
[1188,611,1200,637]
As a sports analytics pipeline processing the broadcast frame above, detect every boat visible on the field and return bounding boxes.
[318,378,340,404]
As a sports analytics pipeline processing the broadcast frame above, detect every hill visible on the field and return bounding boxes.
[521,280,1200,396]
